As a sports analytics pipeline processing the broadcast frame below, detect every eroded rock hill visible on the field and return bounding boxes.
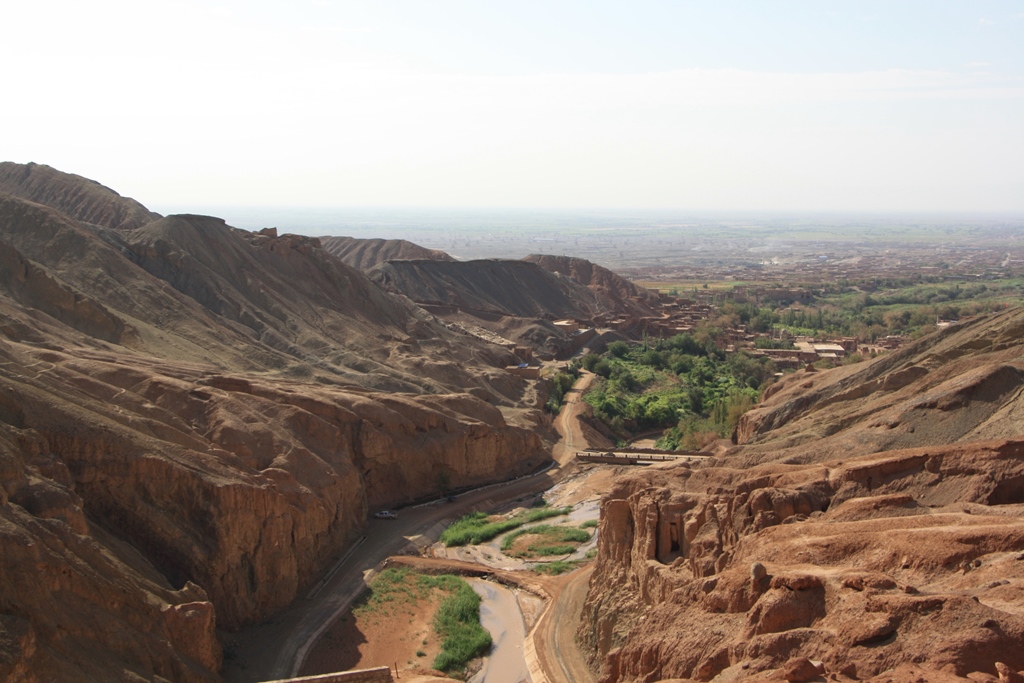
[0,195,524,395]
[320,235,456,270]
[369,256,657,357]
[733,310,1024,461]
[523,253,660,317]
[580,308,1024,683]
[0,161,160,231]
[0,163,550,681]
[369,258,602,319]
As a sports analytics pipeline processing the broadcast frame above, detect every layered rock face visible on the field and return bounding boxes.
[0,163,550,681]
[581,309,1024,682]
[320,235,457,270]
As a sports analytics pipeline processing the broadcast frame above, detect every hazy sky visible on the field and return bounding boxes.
[4,1,1023,212]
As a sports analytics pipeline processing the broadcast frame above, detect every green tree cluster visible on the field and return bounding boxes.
[582,334,769,447]
[545,366,580,413]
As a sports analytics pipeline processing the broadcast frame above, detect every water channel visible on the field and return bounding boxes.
[467,578,535,683]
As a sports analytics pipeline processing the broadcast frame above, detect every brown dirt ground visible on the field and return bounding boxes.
[298,554,562,679]
[300,588,444,676]
[547,464,619,506]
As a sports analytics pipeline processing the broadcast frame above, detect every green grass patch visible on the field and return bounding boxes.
[353,567,430,618]
[440,512,523,546]
[580,519,598,529]
[428,575,492,673]
[533,544,576,556]
[441,507,573,547]
[500,524,591,557]
[524,506,574,523]
[354,568,491,674]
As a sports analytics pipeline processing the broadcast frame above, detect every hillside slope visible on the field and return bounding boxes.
[0,161,159,230]
[370,258,603,319]
[0,163,550,682]
[320,235,456,270]
[369,255,657,357]
[523,253,659,317]
[734,309,1024,463]
[580,308,1024,683]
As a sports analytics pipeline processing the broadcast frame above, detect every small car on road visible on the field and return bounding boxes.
[373,510,398,520]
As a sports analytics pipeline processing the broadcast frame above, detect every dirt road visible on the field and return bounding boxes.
[530,564,597,683]
[553,370,594,466]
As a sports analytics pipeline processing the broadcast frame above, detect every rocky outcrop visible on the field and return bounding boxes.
[0,238,127,343]
[0,421,221,682]
[735,309,1024,461]
[581,442,1024,682]
[369,258,604,320]
[368,256,658,355]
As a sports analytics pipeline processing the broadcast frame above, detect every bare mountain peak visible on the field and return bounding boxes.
[0,161,160,230]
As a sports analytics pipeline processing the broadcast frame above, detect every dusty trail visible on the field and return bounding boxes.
[553,370,594,465]
[533,565,597,683]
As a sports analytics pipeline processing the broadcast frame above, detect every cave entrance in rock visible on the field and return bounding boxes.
[669,522,680,553]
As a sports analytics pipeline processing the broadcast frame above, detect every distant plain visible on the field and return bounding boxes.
[162,206,1024,281]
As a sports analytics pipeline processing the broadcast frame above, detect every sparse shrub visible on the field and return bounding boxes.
[533,561,579,575]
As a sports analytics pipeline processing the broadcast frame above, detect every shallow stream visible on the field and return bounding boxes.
[467,578,533,683]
